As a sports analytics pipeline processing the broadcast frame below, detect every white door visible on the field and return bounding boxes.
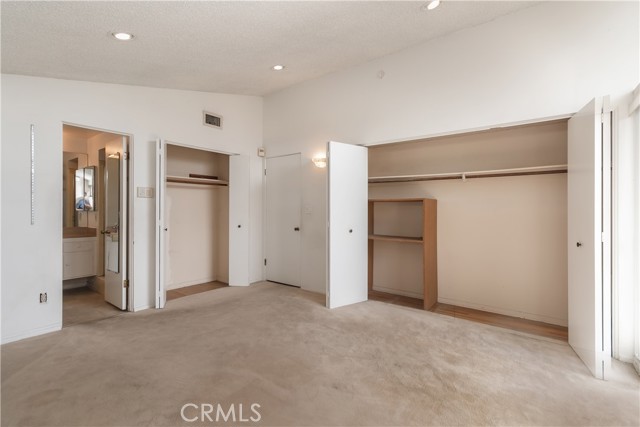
[104,136,128,310]
[266,154,302,286]
[229,155,250,286]
[155,138,167,308]
[326,141,368,309]
[568,97,612,379]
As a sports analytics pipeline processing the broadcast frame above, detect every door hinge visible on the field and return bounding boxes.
[264,259,267,266]
[124,279,130,288]
[264,168,267,176]
[123,152,129,160]
[601,232,606,243]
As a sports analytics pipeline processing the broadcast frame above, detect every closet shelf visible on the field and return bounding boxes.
[166,175,229,186]
[368,234,423,244]
[369,164,567,184]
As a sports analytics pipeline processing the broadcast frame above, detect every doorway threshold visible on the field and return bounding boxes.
[166,281,227,301]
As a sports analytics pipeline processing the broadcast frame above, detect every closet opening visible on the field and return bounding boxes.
[62,124,131,327]
[367,118,570,341]
[162,143,230,302]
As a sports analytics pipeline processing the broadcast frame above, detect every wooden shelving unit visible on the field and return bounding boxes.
[166,175,229,186]
[368,234,423,243]
[368,198,438,310]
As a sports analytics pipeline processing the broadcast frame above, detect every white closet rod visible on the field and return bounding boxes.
[369,164,567,183]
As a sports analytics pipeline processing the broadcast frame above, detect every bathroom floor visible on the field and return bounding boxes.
[63,285,123,327]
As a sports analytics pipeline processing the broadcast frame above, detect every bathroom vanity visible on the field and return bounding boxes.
[63,228,97,280]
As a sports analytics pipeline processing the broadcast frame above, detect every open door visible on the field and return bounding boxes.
[229,154,250,286]
[326,141,368,309]
[104,136,129,310]
[568,97,612,379]
[155,138,167,308]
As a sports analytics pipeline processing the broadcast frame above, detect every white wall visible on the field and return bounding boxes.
[263,1,639,298]
[1,75,263,344]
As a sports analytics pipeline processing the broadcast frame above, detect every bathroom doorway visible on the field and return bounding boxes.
[62,124,131,326]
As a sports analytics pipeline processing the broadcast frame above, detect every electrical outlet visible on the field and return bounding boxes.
[39,292,47,303]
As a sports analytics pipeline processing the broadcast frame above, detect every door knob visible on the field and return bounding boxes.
[164,228,168,231]
[238,225,241,228]
[349,229,353,233]
[294,227,300,231]
[576,242,582,247]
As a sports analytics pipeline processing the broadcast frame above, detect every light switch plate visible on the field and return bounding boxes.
[304,205,313,215]
[137,187,154,198]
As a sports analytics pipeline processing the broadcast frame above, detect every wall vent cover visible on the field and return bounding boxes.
[203,111,223,129]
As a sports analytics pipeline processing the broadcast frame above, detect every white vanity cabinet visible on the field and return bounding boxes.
[63,237,96,280]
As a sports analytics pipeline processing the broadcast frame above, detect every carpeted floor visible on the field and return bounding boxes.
[63,286,124,327]
[2,282,638,426]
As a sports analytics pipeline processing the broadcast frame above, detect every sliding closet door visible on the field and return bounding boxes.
[326,141,368,309]
[568,97,612,379]
[229,154,250,286]
[155,138,167,308]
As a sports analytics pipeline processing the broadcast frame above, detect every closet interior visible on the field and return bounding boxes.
[164,144,229,300]
[368,119,569,340]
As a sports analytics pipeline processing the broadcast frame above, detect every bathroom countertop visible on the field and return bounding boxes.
[63,227,97,239]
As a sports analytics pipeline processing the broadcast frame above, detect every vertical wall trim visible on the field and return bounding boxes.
[30,124,35,225]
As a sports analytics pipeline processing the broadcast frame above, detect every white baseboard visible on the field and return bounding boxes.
[1,323,61,345]
[437,297,567,327]
[372,285,423,300]
[133,304,152,312]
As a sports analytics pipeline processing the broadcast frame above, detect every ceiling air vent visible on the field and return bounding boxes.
[203,111,223,130]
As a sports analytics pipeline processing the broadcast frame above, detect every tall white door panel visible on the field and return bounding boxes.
[326,141,368,309]
[104,136,128,310]
[155,139,167,308]
[568,97,612,379]
[229,155,250,286]
[266,154,302,287]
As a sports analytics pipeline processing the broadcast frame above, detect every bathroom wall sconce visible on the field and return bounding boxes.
[312,154,327,168]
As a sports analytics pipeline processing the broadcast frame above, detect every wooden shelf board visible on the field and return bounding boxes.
[368,291,568,341]
[430,302,568,341]
[167,175,229,186]
[368,234,423,243]
[368,198,427,203]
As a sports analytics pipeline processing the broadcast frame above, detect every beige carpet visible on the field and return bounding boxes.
[2,282,638,426]
[63,286,123,327]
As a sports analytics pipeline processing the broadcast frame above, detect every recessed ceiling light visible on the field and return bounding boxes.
[422,0,440,11]
[112,32,134,41]
[272,65,285,71]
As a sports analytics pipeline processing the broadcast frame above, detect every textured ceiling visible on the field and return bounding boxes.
[1,1,537,96]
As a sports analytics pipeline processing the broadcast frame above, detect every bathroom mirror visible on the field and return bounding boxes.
[75,166,96,211]
[63,152,88,227]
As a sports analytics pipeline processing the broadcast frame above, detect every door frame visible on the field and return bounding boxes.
[155,139,241,307]
[60,121,134,312]
[264,152,303,287]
